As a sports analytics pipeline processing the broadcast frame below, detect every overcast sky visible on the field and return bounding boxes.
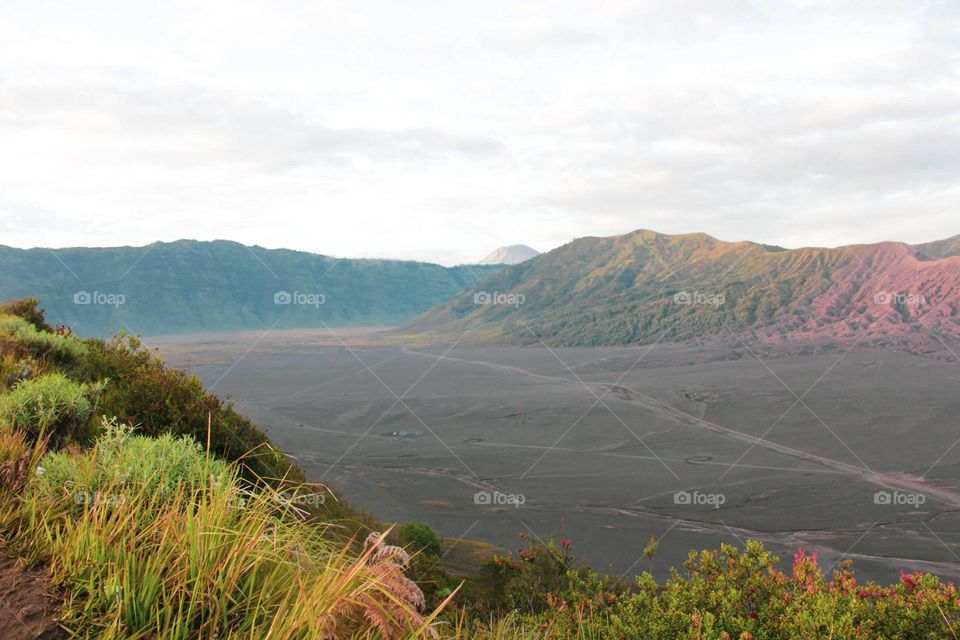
[1,0,958,265]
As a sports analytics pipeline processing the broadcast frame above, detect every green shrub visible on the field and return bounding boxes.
[0,297,52,332]
[0,372,99,446]
[482,534,595,613]
[0,315,30,335]
[468,541,960,640]
[0,314,87,366]
[399,521,443,557]
[75,332,302,484]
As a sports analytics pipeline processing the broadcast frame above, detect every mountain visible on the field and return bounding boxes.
[478,245,540,265]
[913,235,960,259]
[406,230,960,355]
[0,240,504,336]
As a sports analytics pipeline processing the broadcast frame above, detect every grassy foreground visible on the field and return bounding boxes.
[1,297,959,639]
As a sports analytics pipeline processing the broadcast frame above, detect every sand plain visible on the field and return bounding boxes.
[151,329,960,583]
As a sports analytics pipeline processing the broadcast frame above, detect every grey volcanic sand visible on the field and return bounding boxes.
[152,332,960,583]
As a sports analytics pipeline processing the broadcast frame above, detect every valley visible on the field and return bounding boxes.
[153,329,960,584]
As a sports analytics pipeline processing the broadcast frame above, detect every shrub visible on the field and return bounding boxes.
[483,533,578,612]
[468,540,960,640]
[0,297,52,332]
[0,352,34,390]
[0,314,86,367]
[75,333,301,483]
[0,373,99,447]
[399,521,443,557]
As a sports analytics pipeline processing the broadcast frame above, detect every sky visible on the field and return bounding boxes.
[1,0,958,265]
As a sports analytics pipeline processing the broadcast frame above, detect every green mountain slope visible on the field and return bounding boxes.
[405,229,960,348]
[0,240,502,336]
[913,234,960,259]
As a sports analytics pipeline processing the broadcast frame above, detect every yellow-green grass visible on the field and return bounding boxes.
[1,420,453,639]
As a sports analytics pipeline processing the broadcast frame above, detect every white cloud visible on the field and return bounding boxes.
[0,0,957,264]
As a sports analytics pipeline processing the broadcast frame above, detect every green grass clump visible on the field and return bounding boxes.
[0,372,99,446]
[31,418,232,509]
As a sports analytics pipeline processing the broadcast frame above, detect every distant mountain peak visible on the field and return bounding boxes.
[479,245,539,265]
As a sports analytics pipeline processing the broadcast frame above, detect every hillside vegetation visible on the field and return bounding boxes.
[1,298,959,638]
[408,230,960,352]
[0,240,503,336]
[915,234,960,259]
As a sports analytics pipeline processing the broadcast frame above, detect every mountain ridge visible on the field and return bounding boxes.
[0,240,504,336]
[404,229,960,358]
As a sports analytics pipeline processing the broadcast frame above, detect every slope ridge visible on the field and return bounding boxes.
[406,230,960,357]
[0,240,504,336]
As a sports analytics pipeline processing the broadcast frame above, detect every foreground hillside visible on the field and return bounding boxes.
[408,230,960,356]
[2,298,960,638]
[0,240,503,336]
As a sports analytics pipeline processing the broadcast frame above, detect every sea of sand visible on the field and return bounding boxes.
[150,328,960,583]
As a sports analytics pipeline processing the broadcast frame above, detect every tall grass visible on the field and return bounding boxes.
[2,420,453,639]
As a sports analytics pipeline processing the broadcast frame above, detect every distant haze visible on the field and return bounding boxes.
[1,1,958,264]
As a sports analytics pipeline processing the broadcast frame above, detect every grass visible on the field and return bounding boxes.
[30,417,233,509]
[2,419,454,639]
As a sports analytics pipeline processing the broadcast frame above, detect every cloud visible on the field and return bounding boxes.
[0,0,957,264]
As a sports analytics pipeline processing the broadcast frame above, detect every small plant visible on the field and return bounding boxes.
[0,372,101,447]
